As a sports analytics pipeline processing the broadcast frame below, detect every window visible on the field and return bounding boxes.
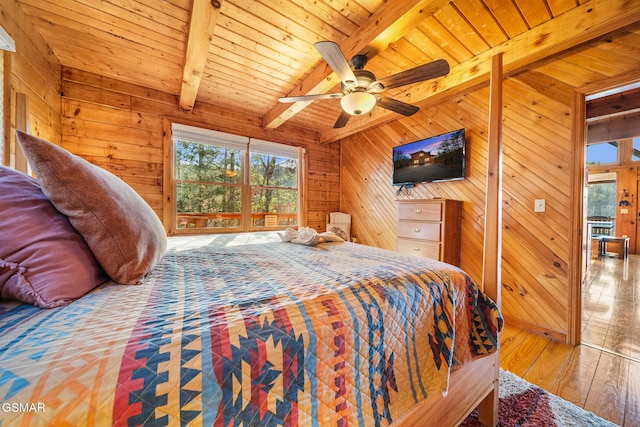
[249,139,299,228]
[172,124,301,233]
[632,137,640,161]
[175,136,243,230]
[586,141,618,164]
[587,181,616,218]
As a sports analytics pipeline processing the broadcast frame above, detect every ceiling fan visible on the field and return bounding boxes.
[278,41,450,128]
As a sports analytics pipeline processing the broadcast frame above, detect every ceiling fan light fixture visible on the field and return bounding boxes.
[340,92,376,115]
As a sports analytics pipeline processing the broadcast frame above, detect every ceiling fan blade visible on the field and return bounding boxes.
[315,41,358,86]
[377,59,450,90]
[333,110,351,128]
[377,97,420,116]
[279,93,342,103]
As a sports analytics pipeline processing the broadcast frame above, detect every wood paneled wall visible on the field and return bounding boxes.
[1,0,61,166]
[341,75,573,340]
[340,25,640,341]
[59,67,340,230]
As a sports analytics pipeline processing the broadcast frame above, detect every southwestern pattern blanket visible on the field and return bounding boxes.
[0,233,501,426]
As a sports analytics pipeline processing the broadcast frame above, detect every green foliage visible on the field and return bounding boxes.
[177,183,241,213]
[251,188,297,214]
[176,140,241,183]
[176,140,242,213]
[250,154,297,213]
[587,182,616,217]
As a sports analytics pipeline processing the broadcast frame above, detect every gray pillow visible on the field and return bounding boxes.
[16,130,167,285]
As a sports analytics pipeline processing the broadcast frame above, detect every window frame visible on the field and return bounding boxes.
[586,140,619,165]
[248,142,300,230]
[169,122,303,235]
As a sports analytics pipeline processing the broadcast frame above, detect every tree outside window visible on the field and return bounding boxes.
[250,153,297,226]
[173,126,300,232]
[176,140,242,229]
[587,181,616,219]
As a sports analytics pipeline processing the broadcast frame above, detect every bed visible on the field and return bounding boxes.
[0,231,501,426]
[1,131,502,426]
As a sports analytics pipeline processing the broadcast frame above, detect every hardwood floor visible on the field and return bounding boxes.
[500,254,640,426]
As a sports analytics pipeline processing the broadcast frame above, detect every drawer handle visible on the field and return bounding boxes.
[413,247,421,251]
[414,227,421,232]
[414,208,422,214]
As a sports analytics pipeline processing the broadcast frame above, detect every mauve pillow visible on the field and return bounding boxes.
[16,130,167,285]
[0,165,109,308]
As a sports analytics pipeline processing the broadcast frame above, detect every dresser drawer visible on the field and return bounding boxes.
[396,199,461,266]
[397,221,441,241]
[398,202,443,221]
[396,238,441,259]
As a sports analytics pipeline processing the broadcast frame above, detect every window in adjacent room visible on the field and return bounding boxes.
[631,137,640,161]
[587,173,616,236]
[586,141,618,164]
[171,123,301,233]
[587,177,617,218]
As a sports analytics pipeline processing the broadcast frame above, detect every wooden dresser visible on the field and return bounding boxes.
[396,199,462,266]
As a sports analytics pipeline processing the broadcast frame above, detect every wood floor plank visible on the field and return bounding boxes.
[500,329,550,377]
[630,327,640,361]
[498,323,529,362]
[582,318,609,347]
[604,321,633,357]
[551,344,601,407]
[584,351,628,425]
[626,360,640,426]
[522,340,573,391]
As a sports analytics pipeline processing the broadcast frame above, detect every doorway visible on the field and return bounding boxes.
[581,83,640,355]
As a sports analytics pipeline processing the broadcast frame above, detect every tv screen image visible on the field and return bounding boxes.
[392,128,466,185]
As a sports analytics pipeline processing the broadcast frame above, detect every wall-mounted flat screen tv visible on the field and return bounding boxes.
[392,128,466,186]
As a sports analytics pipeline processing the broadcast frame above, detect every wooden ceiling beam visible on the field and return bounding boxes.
[263,0,451,130]
[587,87,640,121]
[179,0,222,111]
[321,0,640,143]
[587,111,640,144]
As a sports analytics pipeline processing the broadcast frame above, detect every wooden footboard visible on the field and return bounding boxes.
[392,352,499,427]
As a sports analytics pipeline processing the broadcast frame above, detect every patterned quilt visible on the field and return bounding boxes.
[0,233,502,427]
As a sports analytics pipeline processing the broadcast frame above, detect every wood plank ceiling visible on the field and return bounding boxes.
[15,0,637,142]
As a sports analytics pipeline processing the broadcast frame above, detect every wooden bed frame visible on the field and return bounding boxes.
[394,53,504,427]
[393,353,499,426]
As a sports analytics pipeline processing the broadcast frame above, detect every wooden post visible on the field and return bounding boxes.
[297,146,307,227]
[1,51,8,166]
[162,117,174,235]
[478,52,503,427]
[15,92,28,173]
[569,89,586,346]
